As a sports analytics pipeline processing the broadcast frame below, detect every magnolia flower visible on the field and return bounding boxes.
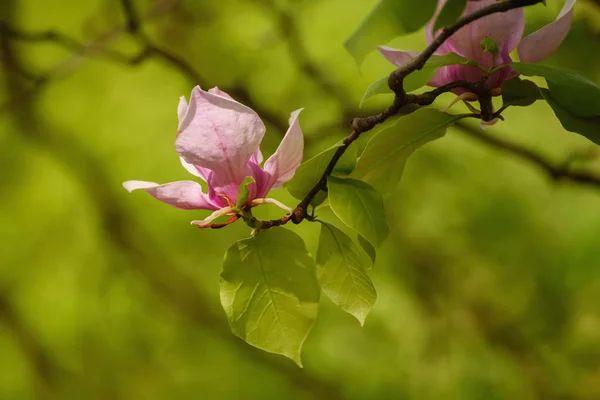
[123,86,303,227]
[379,0,575,96]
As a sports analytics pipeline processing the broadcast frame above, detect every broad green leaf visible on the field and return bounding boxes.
[220,228,320,366]
[327,176,389,247]
[433,0,467,32]
[540,89,600,146]
[360,53,477,106]
[344,0,437,65]
[510,63,600,117]
[351,108,462,194]
[285,142,358,206]
[236,176,255,209]
[358,234,376,265]
[317,222,376,326]
[501,77,543,108]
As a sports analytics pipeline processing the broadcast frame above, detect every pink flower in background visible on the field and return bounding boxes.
[123,86,303,227]
[379,0,576,95]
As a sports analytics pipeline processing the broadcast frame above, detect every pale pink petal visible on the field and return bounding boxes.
[250,198,293,213]
[517,0,575,63]
[122,180,217,210]
[175,86,265,185]
[261,109,304,194]
[208,86,235,100]
[207,163,257,206]
[248,158,269,200]
[377,46,420,67]
[428,65,456,87]
[190,206,236,227]
[177,96,187,125]
[251,148,263,165]
[179,157,212,182]
[378,45,460,87]
[445,0,524,68]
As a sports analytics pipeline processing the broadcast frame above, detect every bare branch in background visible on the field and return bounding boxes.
[0,290,63,398]
[0,2,344,397]
[456,121,600,188]
[257,0,600,196]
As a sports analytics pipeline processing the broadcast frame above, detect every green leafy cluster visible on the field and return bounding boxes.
[220,0,600,366]
[223,108,462,364]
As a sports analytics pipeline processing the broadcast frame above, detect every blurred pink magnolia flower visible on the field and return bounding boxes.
[379,0,576,95]
[123,86,303,228]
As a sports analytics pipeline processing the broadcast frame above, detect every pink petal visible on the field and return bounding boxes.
[250,198,293,213]
[208,86,235,100]
[444,0,524,68]
[377,46,419,67]
[123,180,218,210]
[377,46,460,88]
[190,206,236,227]
[517,0,575,63]
[251,148,263,165]
[262,109,304,194]
[177,96,187,126]
[179,157,212,182]
[175,86,266,185]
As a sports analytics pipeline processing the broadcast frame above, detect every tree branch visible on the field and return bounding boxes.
[0,1,345,396]
[456,121,600,187]
[279,0,546,226]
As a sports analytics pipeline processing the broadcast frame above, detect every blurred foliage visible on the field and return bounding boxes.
[1,0,600,399]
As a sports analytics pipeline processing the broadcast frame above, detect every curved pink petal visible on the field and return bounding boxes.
[179,157,212,182]
[123,180,218,210]
[175,86,265,185]
[262,109,304,194]
[444,0,524,68]
[248,159,270,200]
[425,0,450,44]
[377,46,420,67]
[251,148,263,165]
[208,86,235,100]
[177,96,188,131]
[517,0,575,63]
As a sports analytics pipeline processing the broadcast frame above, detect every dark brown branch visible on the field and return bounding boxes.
[0,9,289,134]
[456,121,600,187]
[250,0,547,229]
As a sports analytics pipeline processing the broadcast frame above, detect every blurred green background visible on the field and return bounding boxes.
[2,0,600,398]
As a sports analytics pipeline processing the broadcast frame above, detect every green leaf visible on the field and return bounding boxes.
[480,36,498,58]
[327,176,389,247]
[540,89,600,146]
[501,77,544,108]
[344,0,437,65]
[351,108,462,194]
[360,76,390,107]
[358,234,376,265]
[285,142,358,206]
[220,228,320,366]
[317,222,376,326]
[433,0,467,32]
[236,176,255,209]
[360,53,477,106]
[510,63,600,117]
